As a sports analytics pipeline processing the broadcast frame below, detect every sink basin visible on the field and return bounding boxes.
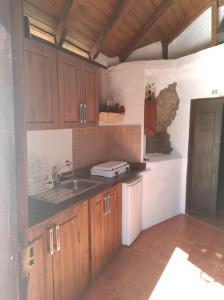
[31,179,103,204]
[59,179,102,191]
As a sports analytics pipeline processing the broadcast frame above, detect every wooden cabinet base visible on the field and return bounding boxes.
[28,201,89,300]
[27,184,122,299]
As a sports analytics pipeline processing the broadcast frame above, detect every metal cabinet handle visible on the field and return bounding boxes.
[107,195,111,213]
[103,196,108,215]
[83,104,87,123]
[49,228,54,256]
[56,225,61,252]
[80,104,84,124]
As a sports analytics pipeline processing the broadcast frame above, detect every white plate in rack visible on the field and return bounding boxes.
[28,157,53,196]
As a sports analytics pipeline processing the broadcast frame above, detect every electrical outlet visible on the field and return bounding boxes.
[212,89,219,96]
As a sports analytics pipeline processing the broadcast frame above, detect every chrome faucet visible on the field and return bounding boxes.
[52,160,73,186]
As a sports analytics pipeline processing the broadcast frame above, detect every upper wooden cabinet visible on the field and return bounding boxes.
[24,39,59,130]
[81,61,99,127]
[24,38,100,130]
[57,51,82,128]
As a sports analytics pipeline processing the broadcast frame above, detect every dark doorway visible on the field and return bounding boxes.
[186,98,224,224]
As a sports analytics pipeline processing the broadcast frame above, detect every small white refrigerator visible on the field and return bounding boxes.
[122,176,143,246]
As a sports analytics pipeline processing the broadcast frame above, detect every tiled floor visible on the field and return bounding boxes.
[81,214,224,300]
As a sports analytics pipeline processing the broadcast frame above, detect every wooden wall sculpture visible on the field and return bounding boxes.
[145,82,180,154]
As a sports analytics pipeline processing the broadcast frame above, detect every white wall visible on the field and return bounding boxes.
[27,129,72,170]
[108,61,146,160]
[169,8,212,59]
[142,157,183,229]
[146,45,224,158]
[145,45,224,222]
[108,43,224,229]
[126,41,163,62]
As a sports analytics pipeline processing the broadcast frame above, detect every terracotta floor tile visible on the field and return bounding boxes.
[81,215,224,300]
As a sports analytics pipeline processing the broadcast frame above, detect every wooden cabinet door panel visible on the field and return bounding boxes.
[107,185,122,260]
[28,223,54,300]
[89,194,107,278]
[81,62,98,126]
[53,201,89,300]
[57,52,82,128]
[24,39,59,130]
[90,185,122,279]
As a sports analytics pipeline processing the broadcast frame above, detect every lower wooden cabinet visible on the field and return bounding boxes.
[28,184,122,299]
[52,201,89,300]
[28,201,89,300]
[89,184,122,278]
[27,220,54,300]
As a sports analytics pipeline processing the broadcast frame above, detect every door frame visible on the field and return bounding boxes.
[0,0,27,299]
[186,97,224,217]
[11,1,28,299]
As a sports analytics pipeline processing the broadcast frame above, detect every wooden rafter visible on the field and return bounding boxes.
[90,0,134,59]
[119,0,174,62]
[167,3,210,45]
[55,0,81,47]
[161,41,168,59]
[211,0,219,46]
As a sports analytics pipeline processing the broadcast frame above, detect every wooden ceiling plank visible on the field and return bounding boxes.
[90,0,135,59]
[88,0,116,18]
[55,0,81,47]
[68,27,95,46]
[119,0,174,62]
[211,0,219,46]
[167,3,210,44]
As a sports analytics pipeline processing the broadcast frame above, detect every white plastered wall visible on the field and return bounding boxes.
[108,44,224,230]
[27,129,73,170]
[108,61,146,160]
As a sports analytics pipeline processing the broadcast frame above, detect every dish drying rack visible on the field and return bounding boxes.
[28,157,53,196]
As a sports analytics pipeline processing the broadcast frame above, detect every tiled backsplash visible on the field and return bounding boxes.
[73,125,141,169]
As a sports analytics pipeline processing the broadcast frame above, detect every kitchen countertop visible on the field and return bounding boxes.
[29,162,146,227]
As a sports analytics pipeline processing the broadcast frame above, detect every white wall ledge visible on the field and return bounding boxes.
[144,152,182,163]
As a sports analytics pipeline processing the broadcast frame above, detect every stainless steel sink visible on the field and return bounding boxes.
[31,179,103,204]
[59,179,102,191]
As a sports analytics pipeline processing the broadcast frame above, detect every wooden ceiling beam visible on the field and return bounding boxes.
[211,0,219,46]
[167,3,210,45]
[90,0,134,59]
[162,41,168,59]
[55,0,81,47]
[119,0,174,62]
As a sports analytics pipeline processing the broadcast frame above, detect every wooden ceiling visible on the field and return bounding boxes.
[24,0,224,62]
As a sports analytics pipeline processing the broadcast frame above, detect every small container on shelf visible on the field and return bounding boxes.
[99,112,124,123]
[99,100,125,123]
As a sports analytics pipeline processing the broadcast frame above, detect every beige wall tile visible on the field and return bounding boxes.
[72,125,141,169]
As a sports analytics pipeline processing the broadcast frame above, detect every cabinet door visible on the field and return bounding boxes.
[53,201,89,300]
[28,223,54,300]
[89,194,108,278]
[57,51,82,128]
[90,185,122,279]
[24,39,59,130]
[107,185,122,260]
[81,62,99,126]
